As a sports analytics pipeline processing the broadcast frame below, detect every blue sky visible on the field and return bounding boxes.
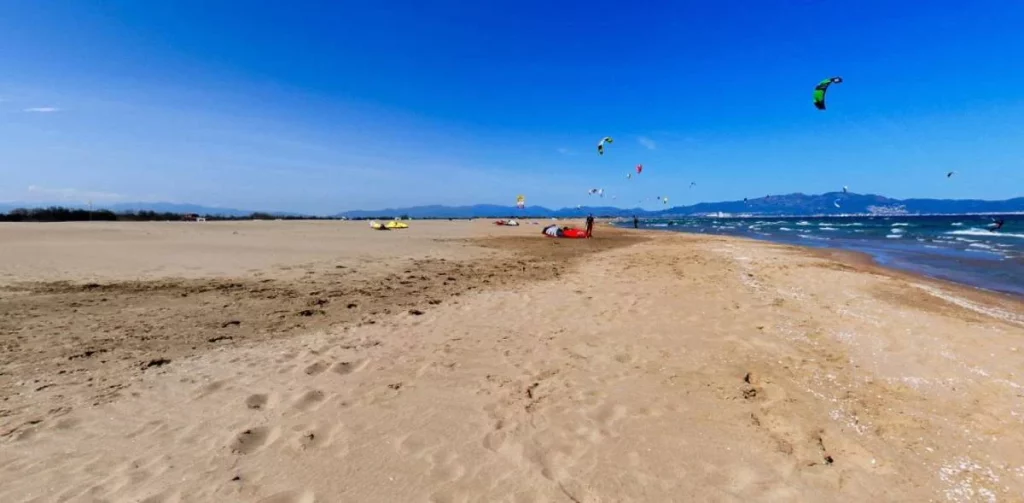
[2,0,1023,214]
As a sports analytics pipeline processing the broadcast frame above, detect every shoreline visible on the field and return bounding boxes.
[620,226,1024,327]
[3,220,1024,501]
[621,221,1024,300]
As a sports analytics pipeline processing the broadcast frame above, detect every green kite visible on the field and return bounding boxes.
[814,77,843,110]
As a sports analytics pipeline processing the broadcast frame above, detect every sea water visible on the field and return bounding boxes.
[623,215,1024,297]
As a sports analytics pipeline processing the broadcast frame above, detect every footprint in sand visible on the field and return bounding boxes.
[397,431,434,457]
[482,418,514,452]
[287,421,349,453]
[53,417,81,430]
[291,389,327,411]
[589,403,627,432]
[331,359,367,375]
[138,489,183,503]
[125,419,171,440]
[256,489,316,503]
[197,379,230,397]
[276,352,300,364]
[245,393,270,410]
[295,430,324,450]
[426,450,467,483]
[230,426,278,455]
[303,361,328,376]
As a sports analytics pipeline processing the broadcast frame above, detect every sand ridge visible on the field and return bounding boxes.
[2,221,1023,502]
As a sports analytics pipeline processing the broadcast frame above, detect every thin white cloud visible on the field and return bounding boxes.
[27,185,124,202]
[24,107,61,113]
[638,136,657,150]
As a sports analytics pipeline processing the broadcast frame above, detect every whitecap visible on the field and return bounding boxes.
[948,228,1024,239]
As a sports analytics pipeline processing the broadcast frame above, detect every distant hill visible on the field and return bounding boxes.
[656,192,1024,216]
[335,193,1024,218]
[333,205,640,219]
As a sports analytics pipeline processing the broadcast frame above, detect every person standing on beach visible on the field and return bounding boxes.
[633,215,639,229]
[585,214,595,238]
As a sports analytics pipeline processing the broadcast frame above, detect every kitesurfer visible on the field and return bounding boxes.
[633,215,639,229]
[585,214,595,238]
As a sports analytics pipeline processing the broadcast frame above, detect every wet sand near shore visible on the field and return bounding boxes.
[2,220,1023,502]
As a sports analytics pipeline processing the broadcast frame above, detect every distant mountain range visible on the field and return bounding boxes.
[2,193,1022,218]
[333,193,1024,218]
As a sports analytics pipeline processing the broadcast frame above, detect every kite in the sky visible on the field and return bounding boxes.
[597,137,614,155]
[834,199,841,208]
[947,171,956,178]
[689,182,697,189]
[636,164,643,174]
[842,185,849,193]
[813,77,843,110]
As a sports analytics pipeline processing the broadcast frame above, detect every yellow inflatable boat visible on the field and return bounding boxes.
[369,220,409,230]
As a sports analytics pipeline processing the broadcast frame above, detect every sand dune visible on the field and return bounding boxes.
[2,220,1023,502]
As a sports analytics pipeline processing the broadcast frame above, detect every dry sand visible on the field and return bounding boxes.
[2,220,1023,502]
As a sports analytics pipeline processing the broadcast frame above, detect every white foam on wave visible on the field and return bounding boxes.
[779,227,793,231]
[948,228,1024,239]
[798,234,830,241]
[796,221,812,226]
[891,222,910,227]
[968,243,995,250]
[890,228,906,234]
[820,226,838,231]
[886,234,903,239]
[951,222,964,227]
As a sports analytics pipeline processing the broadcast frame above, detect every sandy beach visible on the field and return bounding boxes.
[2,219,1024,502]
